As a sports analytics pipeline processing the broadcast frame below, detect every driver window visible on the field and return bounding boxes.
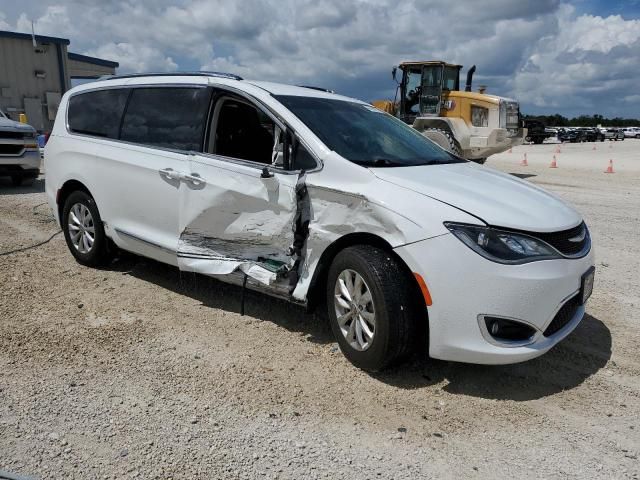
[404,68,422,114]
[210,98,275,165]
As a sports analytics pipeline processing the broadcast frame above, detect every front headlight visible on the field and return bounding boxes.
[444,222,561,264]
[471,106,488,127]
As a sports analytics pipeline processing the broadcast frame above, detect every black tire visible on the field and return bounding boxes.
[424,128,462,157]
[475,157,487,165]
[62,191,115,267]
[326,245,420,371]
[533,137,544,144]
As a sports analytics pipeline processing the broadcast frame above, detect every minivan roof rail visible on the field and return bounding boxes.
[298,85,335,93]
[99,71,243,81]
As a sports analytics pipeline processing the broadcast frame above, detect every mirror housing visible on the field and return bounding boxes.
[392,66,397,81]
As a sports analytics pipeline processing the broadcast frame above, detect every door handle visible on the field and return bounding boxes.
[182,172,206,186]
[159,168,181,181]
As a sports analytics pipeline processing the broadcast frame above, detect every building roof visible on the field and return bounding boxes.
[68,52,119,69]
[0,29,70,46]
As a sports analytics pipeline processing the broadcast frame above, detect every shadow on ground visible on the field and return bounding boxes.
[375,313,611,401]
[112,253,333,346]
[509,173,537,180]
[111,253,611,402]
[0,177,45,195]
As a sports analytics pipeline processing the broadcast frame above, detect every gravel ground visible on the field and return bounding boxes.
[1,140,639,479]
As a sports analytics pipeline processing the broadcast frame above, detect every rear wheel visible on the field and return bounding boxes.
[326,245,420,371]
[62,191,115,267]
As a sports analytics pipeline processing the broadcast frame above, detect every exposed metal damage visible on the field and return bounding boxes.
[176,164,418,304]
[176,170,312,297]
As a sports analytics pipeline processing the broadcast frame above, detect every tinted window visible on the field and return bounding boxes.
[68,89,129,138]
[276,96,464,167]
[121,87,211,151]
[294,142,317,170]
[213,99,274,164]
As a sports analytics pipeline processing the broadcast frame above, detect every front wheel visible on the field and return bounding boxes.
[422,128,462,157]
[62,191,115,267]
[326,245,420,371]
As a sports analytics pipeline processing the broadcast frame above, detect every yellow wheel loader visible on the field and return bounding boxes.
[373,61,526,164]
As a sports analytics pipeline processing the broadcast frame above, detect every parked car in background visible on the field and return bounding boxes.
[0,108,40,186]
[45,73,595,371]
[579,127,605,142]
[622,127,640,139]
[558,128,586,143]
[601,128,625,141]
[523,119,553,144]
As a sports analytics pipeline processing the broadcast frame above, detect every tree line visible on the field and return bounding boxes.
[522,114,640,127]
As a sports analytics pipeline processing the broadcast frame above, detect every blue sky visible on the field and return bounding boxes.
[1,0,639,118]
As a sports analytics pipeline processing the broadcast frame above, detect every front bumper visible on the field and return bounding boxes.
[395,233,595,364]
[465,127,526,160]
[0,149,41,173]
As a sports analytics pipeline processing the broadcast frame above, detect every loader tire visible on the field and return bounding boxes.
[422,128,462,157]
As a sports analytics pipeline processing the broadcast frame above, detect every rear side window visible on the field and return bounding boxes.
[120,87,211,151]
[68,89,129,139]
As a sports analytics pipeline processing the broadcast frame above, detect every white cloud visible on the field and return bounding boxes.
[85,43,178,72]
[511,4,640,113]
[1,0,639,116]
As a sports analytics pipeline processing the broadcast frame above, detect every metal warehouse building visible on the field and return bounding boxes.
[0,30,119,132]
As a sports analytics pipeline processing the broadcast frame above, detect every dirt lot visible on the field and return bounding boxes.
[1,140,639,479]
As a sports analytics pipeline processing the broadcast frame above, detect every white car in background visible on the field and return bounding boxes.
[623,127,640,139]
[45,73,595,371]
[0,108,40,186]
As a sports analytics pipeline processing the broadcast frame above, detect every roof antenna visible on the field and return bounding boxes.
[31,21,37,48]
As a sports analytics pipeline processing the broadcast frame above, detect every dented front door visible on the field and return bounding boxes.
[177,154,301,294]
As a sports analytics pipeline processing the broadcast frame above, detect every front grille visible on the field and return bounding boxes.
[533,222,589,256]
[543,294,580,337]
[0,144,25,155]
[0,131,27,139]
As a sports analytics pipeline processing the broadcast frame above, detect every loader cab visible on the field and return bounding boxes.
[394,61,462,124]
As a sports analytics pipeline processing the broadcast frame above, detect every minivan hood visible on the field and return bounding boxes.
[371,163,582,232]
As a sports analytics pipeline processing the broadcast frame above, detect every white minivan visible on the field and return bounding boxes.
[45,72,595,371]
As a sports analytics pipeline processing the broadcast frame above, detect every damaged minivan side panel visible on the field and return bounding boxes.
[175,84,480,303]
[177,157,303,296]
[176,89,310,297]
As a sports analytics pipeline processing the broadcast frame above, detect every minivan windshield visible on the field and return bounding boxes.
[275,95,466,167]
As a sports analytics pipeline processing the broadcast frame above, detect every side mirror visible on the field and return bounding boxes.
[392,67,397,81]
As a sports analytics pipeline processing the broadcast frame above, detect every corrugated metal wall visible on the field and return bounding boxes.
[67,58,114,78]
[0,37,68,131]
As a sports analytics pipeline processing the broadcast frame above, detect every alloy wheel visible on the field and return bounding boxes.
[334,269,376,351]
[68,203,95,254]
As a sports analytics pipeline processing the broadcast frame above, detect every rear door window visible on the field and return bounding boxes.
[120,87,211,151]
[68,89,129,139]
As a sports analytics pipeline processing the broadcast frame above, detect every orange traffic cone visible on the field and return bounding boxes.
[508,147,513,154]
[592,145,597,151]
[555,146,561,154]
[604,159,614,174]
[550,155,558,168]
[520,153,528,166]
